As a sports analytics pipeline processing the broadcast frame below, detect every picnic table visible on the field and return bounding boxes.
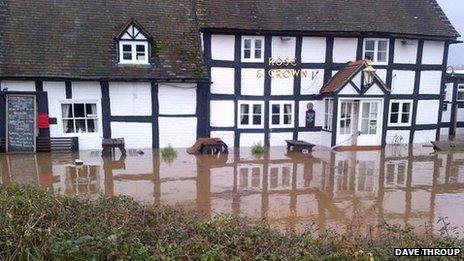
[285,140,315,153]
[102,138,127,156]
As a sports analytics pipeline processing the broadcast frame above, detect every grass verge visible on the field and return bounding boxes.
[0,185,463,260]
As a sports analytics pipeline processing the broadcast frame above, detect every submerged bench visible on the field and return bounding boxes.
[285,140,315,153]
[187,138,228,155]
[102,138,127,156]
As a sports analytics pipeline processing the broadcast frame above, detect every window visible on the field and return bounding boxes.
[360,101,379,135]
[270,101,294,128]
[339,101,353,135]
[389,100,412,126]
[323,98,334,131]
[458,84,464,101]
[242,36,264,62]
[363,39,389,64]
[238,101,264,128]
[62,102,98,133]
[118,23,150,64]
[119,41,149,64]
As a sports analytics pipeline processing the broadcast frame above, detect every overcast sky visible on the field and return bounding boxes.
[436,0,464,66]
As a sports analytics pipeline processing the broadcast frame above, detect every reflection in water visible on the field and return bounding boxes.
[2,145,464,235]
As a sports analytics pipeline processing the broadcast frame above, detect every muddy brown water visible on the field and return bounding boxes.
[1,145,464,236]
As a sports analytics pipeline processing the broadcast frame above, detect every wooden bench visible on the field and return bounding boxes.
[200,140,228,155]
[285,140,315,153]
[32,137,79,153]
[102,138,127,156]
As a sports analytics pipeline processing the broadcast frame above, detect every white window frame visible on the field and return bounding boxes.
[388,100,413,126]
[339,101,353,135]
[363,38,389,65]
[118,41,149,64]
[323,98,334,131]
[241,36,264,62]
[457,84,464,101]
[269,101,294,128]
[60,100,100,134]
[237,100,265,128]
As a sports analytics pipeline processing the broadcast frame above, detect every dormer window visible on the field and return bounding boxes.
[117,22,151,65]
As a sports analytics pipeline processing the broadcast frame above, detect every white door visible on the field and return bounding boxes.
[337,100,355,146]
[357,100,382,146]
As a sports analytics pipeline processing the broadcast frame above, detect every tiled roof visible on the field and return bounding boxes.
[0,0,207,80]
[320,60,365,94]
[197,0,459,39]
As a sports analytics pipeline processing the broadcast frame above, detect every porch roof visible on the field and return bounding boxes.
[320,60,390,95]
[320,60,366,94]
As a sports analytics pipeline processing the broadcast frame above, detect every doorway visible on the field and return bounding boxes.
[337,99,383,147]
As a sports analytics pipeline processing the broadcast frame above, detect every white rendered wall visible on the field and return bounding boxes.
[109,82,151,116]
[419,71,442,95]
[298,132,322,146]
[298,100,324,127]
[271,36,296,59]
[211,34,235,61]
[386,130,410,144]
[442,104,451,123]
[71,81,101,100]
[301,37,326,63]
[320,131,332,148]
[1,81,35,91]
[270,71,294,95]
[422,41,444,65]
[394,39,418,64]
[332,38,357,63]
[416,100,440,125]
[457,108,464,122]
[210,100,234,127]
[159,117,197,148]
[111,122,152,149]
[445,83,453,101]
[269,132,293,146]
[211,67,235,94]
[240,133,265,147]
[241,68,264,95]
[414,130,436,143]
[210,131,235,147]
[300,69,324,94]
[365,83,384,95]
[391,70,415,94]
[352,72,362,87]
[158,83,196,115]
[338,83,359,95]
[440,128,449,139]
[376,69,387,83]
[43,81,66,137]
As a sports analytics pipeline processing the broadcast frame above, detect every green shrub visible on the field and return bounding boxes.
[251,142,266,155]
[0,185,463,260]
[160,144,176,158]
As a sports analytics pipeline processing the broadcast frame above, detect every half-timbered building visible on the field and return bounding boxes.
[0,0,461,151]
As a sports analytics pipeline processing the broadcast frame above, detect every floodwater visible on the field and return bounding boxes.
[1,145,464,236]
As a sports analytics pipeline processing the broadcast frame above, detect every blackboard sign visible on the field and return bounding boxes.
[6,95,36,152]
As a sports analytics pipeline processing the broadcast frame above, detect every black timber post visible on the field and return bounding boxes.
[196,82,209,138]
[151,81,159,148]
[100,81,111,139]
[36,80,50,138]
